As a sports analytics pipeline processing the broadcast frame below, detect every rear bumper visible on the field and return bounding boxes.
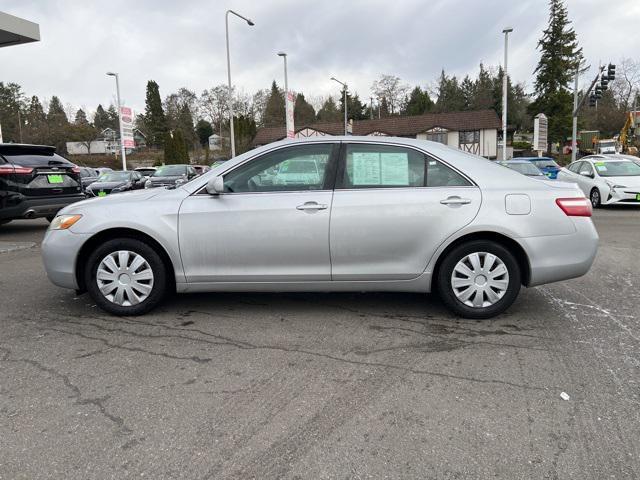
[41,228,91,290]
[522,217,599,287]
[0,194,85,221]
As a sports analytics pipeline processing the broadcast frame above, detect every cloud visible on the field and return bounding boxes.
[2,0,638,116]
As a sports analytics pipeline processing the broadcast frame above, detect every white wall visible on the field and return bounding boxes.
[66,140,108,155]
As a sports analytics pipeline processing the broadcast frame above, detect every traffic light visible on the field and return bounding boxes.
[607,64,616,80]
[594,85,603,99]
[600,76,609,91]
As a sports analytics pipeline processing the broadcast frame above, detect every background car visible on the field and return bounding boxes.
[85,170,146,197]
[134,167,157,181]
[95,167,113,175]
[145,164,198,188]
[78,166,99,190]
[43,137,597,320]
[497,160,547,180]
[211,160,228,168]
[557,155,640,207]
[520,156,561,179]
[192,165,211,175]
[0,144,85,224]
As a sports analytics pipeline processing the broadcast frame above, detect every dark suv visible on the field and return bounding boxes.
[0,144,85,225]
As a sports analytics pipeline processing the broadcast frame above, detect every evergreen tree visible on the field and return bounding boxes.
[177,103,196,149]
[460,76,475,111]
[0,82,25,143]
[162,131,175,164]
[74,108,89,125]
[262,81,285,127]
[529,0,583,146]
[144,80,167,148]
[294,93,316,125]
[25,95,48,145]
[379,97,390,117]
[47,96,69,153]
[172,129,189,163]
[434,71,465,112]
[93,104,110,131]
[338,91,367,121]
[196,119,214,148]
[233,114,257,154]
[107,104,119,131]
[402,86,434,116]
[471,64,495,111]
[316,97,341,122]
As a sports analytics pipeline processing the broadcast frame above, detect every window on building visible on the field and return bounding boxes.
[459,130,480,144]
[425,131,448,145]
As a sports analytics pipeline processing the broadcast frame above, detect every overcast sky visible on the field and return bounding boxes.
[3,0,640,117]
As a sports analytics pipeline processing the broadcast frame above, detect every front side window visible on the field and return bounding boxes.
[342,144,426,188]
[223,144,334,193]
[568,161,583,173]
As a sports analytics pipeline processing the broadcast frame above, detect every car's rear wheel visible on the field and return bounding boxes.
[590,188,601,208]
[85,238,167,315]
[436,240,521,319]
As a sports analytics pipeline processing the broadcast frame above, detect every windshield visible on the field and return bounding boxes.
[98,172,131,182]
[599,141,616,148]
[594,161,640,177]
[502,162,543,176]
[153,165,187,176]
[531,159,559,169]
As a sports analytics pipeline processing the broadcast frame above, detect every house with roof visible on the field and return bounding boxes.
[252,109,502,159]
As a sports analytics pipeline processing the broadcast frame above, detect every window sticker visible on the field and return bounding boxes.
[380,152,409,185]
[595,164,607,172]
[352,152,381,185]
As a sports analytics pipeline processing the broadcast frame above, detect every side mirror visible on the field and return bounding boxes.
[206,176,225,195]
[579,170,593,178]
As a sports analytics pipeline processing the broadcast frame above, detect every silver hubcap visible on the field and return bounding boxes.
[591,190,599,206]
[96,250,154,306]
[451,252,509,308]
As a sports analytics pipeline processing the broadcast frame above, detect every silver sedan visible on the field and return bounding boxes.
[42,137,598,319]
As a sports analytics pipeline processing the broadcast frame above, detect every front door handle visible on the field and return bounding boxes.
[296,202,328,211]
[440,196,471,206]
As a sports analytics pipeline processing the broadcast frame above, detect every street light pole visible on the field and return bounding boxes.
[571,64,580,163]
[225,9,254,158]
[502,27,513,161]
[106,72,126,171]
[277,52,288,99]
[331,77,347,135]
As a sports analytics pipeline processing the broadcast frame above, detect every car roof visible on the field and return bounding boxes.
[578,156,633,163]
[501,159,532,164]
[0,144,56,155]
[518,156,554,161]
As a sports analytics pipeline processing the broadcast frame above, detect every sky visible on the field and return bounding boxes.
[3,0,640,117]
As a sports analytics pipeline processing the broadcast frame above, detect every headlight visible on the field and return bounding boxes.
[605,181,626,192]
[49,214,82,230]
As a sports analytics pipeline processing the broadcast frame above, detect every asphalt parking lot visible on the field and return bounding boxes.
[1,209,639,479]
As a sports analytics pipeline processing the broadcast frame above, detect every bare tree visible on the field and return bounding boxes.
[611,58,640,111]
[371,74,410,114]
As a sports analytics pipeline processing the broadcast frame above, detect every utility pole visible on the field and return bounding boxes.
[501,27,513,161]
[106,72,127,171]
[370,96,374,120]
[331,77,348,135]
[571,64,579,162]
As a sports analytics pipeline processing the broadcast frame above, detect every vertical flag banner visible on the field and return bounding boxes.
[120,106,135,148]
[286,91,295,139]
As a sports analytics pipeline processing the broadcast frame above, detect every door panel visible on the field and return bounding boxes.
[179,192,333,282]
[330,187,481,280]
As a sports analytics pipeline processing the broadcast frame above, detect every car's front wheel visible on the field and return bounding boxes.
[85,238,167,315]
[590,188,601,208]
[436,240,521,319]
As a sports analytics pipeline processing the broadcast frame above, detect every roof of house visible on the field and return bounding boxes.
[252,109,501,146]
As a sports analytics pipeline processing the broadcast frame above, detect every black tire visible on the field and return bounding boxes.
[590,188,601,208]
[84,237,168,315]
[436,240,521,319]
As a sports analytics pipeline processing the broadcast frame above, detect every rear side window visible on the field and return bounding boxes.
[568,162,582,173]
[342,144,425,188]
[2,152,73,167]
[426,159,472,187]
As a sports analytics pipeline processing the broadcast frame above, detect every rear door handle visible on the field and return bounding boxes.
[296,202,328,211]
[440,196,471,206]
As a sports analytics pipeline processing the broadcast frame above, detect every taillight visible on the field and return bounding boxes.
[0,164,33,175]
[556,197,592,217]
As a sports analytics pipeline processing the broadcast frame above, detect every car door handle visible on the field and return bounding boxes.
[440,196,471,206]
[296,202,328,211]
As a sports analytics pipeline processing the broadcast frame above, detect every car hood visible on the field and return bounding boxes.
[87,181,128,190]
[601,176,640,187]
[60,187,166,213]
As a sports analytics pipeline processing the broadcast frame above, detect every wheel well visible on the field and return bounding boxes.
[75,228,176,293]
[432,232,531,288]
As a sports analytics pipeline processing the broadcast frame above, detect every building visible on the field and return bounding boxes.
[252,110,501,158]
[66,128,147,155]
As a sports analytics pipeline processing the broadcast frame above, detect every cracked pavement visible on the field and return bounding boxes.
[1,211,639,479]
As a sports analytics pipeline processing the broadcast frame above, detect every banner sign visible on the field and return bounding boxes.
[120,106,135,148]
[286,91,295,139]
[533,113,548,152]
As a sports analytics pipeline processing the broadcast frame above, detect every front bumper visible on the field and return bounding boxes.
[522,217,599,287]
[0,194,85,221]
[41,228,92,290]
[603,189,640,205]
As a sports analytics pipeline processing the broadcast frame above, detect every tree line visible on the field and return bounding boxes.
[1,0,639,160]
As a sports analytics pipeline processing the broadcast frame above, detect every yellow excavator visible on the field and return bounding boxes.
[619,112,638,155]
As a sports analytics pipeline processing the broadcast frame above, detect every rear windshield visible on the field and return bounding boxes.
[594,161,640,177]
[531,159,559,168]
[502,162,543,176]
[98,172,131,182]
[2,152,74,167]
[153,165,186,176]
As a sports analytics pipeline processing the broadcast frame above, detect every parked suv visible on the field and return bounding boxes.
[0,144,85,225]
